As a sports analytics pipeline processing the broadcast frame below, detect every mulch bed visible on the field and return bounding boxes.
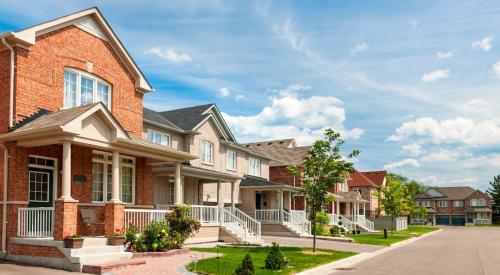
[132,248,190,258]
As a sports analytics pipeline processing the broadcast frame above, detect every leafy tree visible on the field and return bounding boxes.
[377,174,412,234]
[289,129,359,252]
[234,254,255,275]
[487,175,500,224]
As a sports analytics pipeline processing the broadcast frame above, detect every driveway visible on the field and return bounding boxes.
[333,226,500,275]
[262,235,385,253]
[0,260,81,275]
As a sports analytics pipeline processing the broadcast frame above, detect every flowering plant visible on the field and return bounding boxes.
[110,228,125,237]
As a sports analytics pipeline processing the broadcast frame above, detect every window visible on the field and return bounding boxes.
[249,158,260,176]
[353,187,362,195]
[437,200,448,208]
[471,199,486,207]
[92,151,135,203]
[167,176,175,205]
[146,129,171,147]
[417,200,431,207]
[64,69,112,109]
[453,200,464,207]
[29,171,50,202]
[226,150,236,171]
[201,141,213,164]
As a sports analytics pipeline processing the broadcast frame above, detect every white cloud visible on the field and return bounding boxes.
[493,61,500,77]
[421,69,450,83]
[218,87,230,98]
[436,51,453,59]
[350,42,369,54]
[421,149,466,162]
[461,153,500,169]
[387,117,500,147]
[222,84,363,145]
[235,94,246,101]
[383,159,420,170]
[472,35,494,51]
[273,18,313,57]
[147,47,192,63]
[401,143,422,156]
[419,175,437,185]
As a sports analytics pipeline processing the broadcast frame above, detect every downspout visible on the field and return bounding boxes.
[2,37,14,128]
[1,144,8,253]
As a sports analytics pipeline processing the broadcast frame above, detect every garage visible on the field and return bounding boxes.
[436,215,450,225]
[452,215,466,226]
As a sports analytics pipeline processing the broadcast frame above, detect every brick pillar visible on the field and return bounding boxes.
[104,202,124,236]
[53,200,78,241]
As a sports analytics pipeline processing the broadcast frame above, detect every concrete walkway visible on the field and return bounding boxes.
[262,235,385,253]
[332,226,500,275]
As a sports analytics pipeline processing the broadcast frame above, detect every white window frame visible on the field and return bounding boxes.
[28,155,58,205]
[146,129,171,147]
[453,200,464,208]
[248,157,261,177]
[200,141,213,165]
[437,200,448,208]
[471,199,486,207]
[64,68,112,110]
[92,151,135,204]
[226,149,237,171]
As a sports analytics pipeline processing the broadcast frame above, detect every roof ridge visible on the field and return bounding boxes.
[159,103,214,114]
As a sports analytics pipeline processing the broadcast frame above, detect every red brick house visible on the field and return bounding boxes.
[414,187,492,226]
[0,8,205,271]
[347,171,387,218]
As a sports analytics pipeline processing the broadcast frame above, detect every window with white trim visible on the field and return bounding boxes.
[471,199,486,207]
[92,151,135,203]
[201,141,213,164]
[437,200,448,208]
[64,68,112,109]
[353,187,362,195]
[453,200,464,207]
[249,158,261,176]
[167,176,175,205]
[417,200,431,207]
[146,129,171,147]
[226,149,236,171]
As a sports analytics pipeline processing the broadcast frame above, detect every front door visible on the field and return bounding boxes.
[255,192,262,210]
[28,168,54,207]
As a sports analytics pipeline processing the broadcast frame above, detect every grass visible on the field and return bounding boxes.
[398,225,439,235]
[187,246,356,275]
[348,233,412,246]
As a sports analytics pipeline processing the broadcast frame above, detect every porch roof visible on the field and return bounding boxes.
[465,207,492,212]
[337,191,369,203]
[153,163,243,182]
[0,103,197,163]
[239,175,303,192]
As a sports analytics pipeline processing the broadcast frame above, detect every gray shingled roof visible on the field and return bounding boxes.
[159,104,214,131]
[243,139,310,167]
[239,175,287,187]
[143,107,184,132]
[416,186,481,200]
[13,103,100,132]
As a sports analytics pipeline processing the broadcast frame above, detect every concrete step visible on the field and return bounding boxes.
[76,251,133,265]
[82,258,145,274]
[82,237,108,247]
[71,245,124,257]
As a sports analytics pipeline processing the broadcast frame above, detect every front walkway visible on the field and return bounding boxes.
[262,235,385,253]
[333,226,500,275]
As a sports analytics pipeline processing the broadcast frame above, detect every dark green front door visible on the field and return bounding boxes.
[436,215,449,225]
[28,168,54,207]
[452,215,465,226]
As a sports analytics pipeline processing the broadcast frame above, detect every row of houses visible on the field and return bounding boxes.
[0,7,492,271]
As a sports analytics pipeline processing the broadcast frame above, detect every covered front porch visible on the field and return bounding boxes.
[327,191,374,232]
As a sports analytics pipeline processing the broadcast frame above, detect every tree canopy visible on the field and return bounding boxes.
[487,175,500,224]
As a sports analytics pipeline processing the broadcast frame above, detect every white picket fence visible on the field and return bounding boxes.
[17,207,54,238]
[124,209,171,232]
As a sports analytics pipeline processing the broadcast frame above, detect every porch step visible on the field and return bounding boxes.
[70,245,124,257]
[82,237,108,247]
[82,258,146,274]
[75,251,133,265]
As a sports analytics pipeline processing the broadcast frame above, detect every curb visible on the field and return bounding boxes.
[297,229,442,274]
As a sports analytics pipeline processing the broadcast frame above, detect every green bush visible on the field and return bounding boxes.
[329,226,339,236]
[234,254,255,275]
[313,211,330,235]
[165,205,201,248]
[265,242,287,270]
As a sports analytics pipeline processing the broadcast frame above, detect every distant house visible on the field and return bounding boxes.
[414,187,492,225]
[347,171,387,218]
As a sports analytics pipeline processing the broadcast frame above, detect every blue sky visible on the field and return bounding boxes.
[1,0,500,190]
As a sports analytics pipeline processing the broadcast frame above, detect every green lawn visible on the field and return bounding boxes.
[349,233,412,246]
[187,246,356,275]
[398,225,439,235]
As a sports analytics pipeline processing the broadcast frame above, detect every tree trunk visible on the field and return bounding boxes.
[312,204,317,252]
[391,216,394,236]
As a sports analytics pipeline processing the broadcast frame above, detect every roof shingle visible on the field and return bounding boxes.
[243,139,310,167]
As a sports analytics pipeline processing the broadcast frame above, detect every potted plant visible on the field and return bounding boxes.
[64,233,83,249]
[108,228,126,246]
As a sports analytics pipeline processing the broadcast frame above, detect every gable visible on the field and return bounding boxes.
[197,105,236,142]
[80,113,114,142]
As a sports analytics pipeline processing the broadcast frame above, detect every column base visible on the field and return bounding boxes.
[53,200,79,241]
[104,202,125,237]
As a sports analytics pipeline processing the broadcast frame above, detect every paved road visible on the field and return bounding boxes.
[0,260,81,275]
[262,235,385,253]
[334,226,500,275]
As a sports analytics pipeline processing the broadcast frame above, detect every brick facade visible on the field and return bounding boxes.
[53,200,78,241]
[269,165,305,210]
[104,203,124,237]
[9,243,65,258]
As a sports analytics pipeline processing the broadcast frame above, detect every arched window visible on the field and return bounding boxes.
[64,68,112,110]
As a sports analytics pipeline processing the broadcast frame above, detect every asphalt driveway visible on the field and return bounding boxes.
[333,226,500,275]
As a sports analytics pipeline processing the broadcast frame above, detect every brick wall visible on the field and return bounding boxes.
[7,25,144,137]
[9,243,65,258]
[0,50,9,134]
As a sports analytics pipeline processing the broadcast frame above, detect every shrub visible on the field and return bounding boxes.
[234,254,255,275]
[314,211,330,235]
[265,242,287,270]
[165,205,201,248]
[143,221,169,251]
[329,226,339,236]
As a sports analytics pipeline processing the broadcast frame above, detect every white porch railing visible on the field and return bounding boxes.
[255,209,281,222]
[338,215,355,232]
[124,209,171,232]
[474,219,491,225]
[17,207,54,238]
[220,207,249,241]
[291,210,307,220]
[190,205,219,223]
[226,207,261,239]
[328,214,339,225]
[283,210,311,236]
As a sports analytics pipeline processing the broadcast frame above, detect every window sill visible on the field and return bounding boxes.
[201,162,214,166]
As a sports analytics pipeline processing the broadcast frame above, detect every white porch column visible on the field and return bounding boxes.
[230,181,235,208]
[110,151,121,202]
[331,200,335,214]
[336,199,340,216]
[174,163,182,205]
[216,180,221,207]
[60,141,73,200]
[278,191,283,223]
[287,191,292,210]
[346,202,351,217]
